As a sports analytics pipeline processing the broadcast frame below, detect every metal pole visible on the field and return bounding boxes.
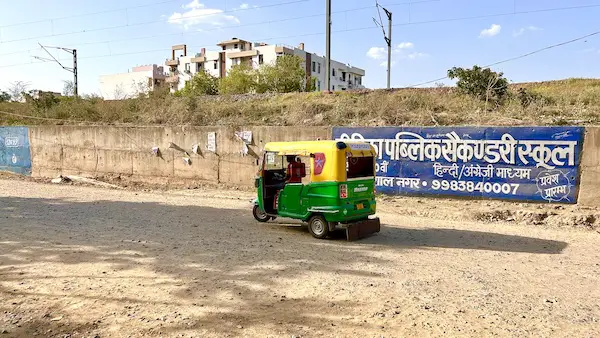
[73,49,78,97]
[384,9,392,89]
[325,0,331,92]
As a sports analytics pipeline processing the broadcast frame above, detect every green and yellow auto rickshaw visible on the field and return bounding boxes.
[252,140,381,241]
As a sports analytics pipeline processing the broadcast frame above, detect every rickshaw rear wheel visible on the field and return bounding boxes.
[308,215,330,239]
[253,205,270,223]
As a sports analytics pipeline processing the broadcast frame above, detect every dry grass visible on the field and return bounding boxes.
[2,78,600,126]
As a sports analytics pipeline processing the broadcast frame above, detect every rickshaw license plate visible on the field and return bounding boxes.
[356,203,364,210]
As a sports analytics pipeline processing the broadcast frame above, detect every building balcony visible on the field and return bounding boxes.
[166,74,179,83]
[348,83,365,90]
[275,45,293,55]
[227,50,258,58]
[165,59,179,66]
[191,55,206,63]
[347,67,365,77]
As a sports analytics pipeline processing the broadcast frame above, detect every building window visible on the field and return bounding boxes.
[342,72,346,81]
[234,43,238,49]
[312,61,315,72]
[318,63,321,74]
[332,69,336,77]
[214,61,218,70]
[259,54,264,64]
[185,63,190,72]
[222,46,226,51]
[196,62,203,72]
[317,80,321,91]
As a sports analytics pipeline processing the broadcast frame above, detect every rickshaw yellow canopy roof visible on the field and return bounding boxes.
[263,140,376,157]
[262,141,376,182]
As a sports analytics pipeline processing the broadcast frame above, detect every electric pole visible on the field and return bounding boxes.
[325,0,331,92]
[73,49,78,97]
[385,8,392,89]
[374,2,392,89]
[33,43,78,96]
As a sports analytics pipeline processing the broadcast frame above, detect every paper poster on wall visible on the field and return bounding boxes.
[235,131,252,144]
[207,132,216,152]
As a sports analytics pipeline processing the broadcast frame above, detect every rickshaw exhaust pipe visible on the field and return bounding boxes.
[345,217,381,241]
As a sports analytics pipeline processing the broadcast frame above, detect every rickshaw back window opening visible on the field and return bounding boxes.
[347,156,374,179]
[264,152,284,170]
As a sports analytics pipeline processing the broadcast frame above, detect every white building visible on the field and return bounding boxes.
[165,38,365,92]
[99,64,167,100]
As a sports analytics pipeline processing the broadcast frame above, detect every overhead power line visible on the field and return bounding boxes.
[0,0,310,44]
[0,0,181,29]
[408,30,600,88]
[0,1,593,58]
[395,3,600,27]
[0,0,438,58]
[3,25,598,75]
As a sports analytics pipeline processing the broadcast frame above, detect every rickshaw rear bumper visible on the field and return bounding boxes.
[343,217,381,241]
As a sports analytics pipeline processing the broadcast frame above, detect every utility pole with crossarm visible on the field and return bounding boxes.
[33,43,78,97]
[374,1,392,89]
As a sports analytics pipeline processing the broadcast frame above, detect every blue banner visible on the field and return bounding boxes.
[333,126,585,203]
[0,127,32,176]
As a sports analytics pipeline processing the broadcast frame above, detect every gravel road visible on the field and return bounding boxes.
[1,179,599,337]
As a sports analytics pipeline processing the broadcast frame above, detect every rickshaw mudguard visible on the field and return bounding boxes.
[345,217,381,241]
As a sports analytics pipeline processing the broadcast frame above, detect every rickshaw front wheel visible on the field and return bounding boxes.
[253,205,271,223]
[308,215,330,239]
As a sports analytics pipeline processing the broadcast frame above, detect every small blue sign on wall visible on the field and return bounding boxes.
[333,126,585,203]
[0,127,32,176]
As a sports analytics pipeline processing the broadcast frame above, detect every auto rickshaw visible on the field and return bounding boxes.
[252,140,381,241]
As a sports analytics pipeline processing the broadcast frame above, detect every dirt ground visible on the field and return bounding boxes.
[1,179,599,338]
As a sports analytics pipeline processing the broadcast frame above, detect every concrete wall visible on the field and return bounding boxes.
[577,127,600,206]
[20,125,600,206]
[28,126,330,187]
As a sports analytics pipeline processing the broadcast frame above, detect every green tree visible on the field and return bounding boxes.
[257,55,308,93]
[219,64,256,95]
[177,70,219,96]
[306,76,317,92]
[447,65,509,104]
[0,91,10,102]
